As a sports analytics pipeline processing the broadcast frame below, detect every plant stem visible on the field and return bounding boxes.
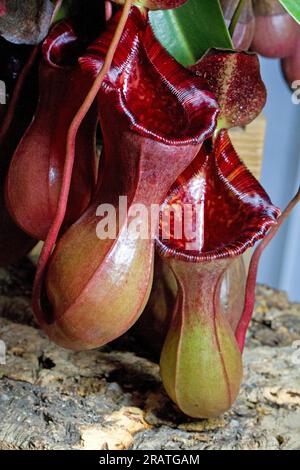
[228,0,246,37]
[33,0,133,322]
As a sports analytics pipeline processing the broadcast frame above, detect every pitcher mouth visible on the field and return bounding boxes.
[80,5,219,146]
[157,130,281,262]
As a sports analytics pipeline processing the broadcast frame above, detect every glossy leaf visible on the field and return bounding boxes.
[149,0,233,66]
[279,0,300,24]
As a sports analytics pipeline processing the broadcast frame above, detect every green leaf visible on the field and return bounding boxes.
[149,0,233,67]
[279,0,300,24]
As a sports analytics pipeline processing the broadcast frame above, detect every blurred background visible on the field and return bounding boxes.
[258,57,300,301]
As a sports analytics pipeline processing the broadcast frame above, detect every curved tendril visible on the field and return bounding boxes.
[33,0,133,318]
[236,185,300,352]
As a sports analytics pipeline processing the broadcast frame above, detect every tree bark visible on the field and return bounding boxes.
[0,259,300,450]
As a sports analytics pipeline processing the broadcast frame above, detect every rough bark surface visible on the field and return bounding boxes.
[0,259,300,450]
